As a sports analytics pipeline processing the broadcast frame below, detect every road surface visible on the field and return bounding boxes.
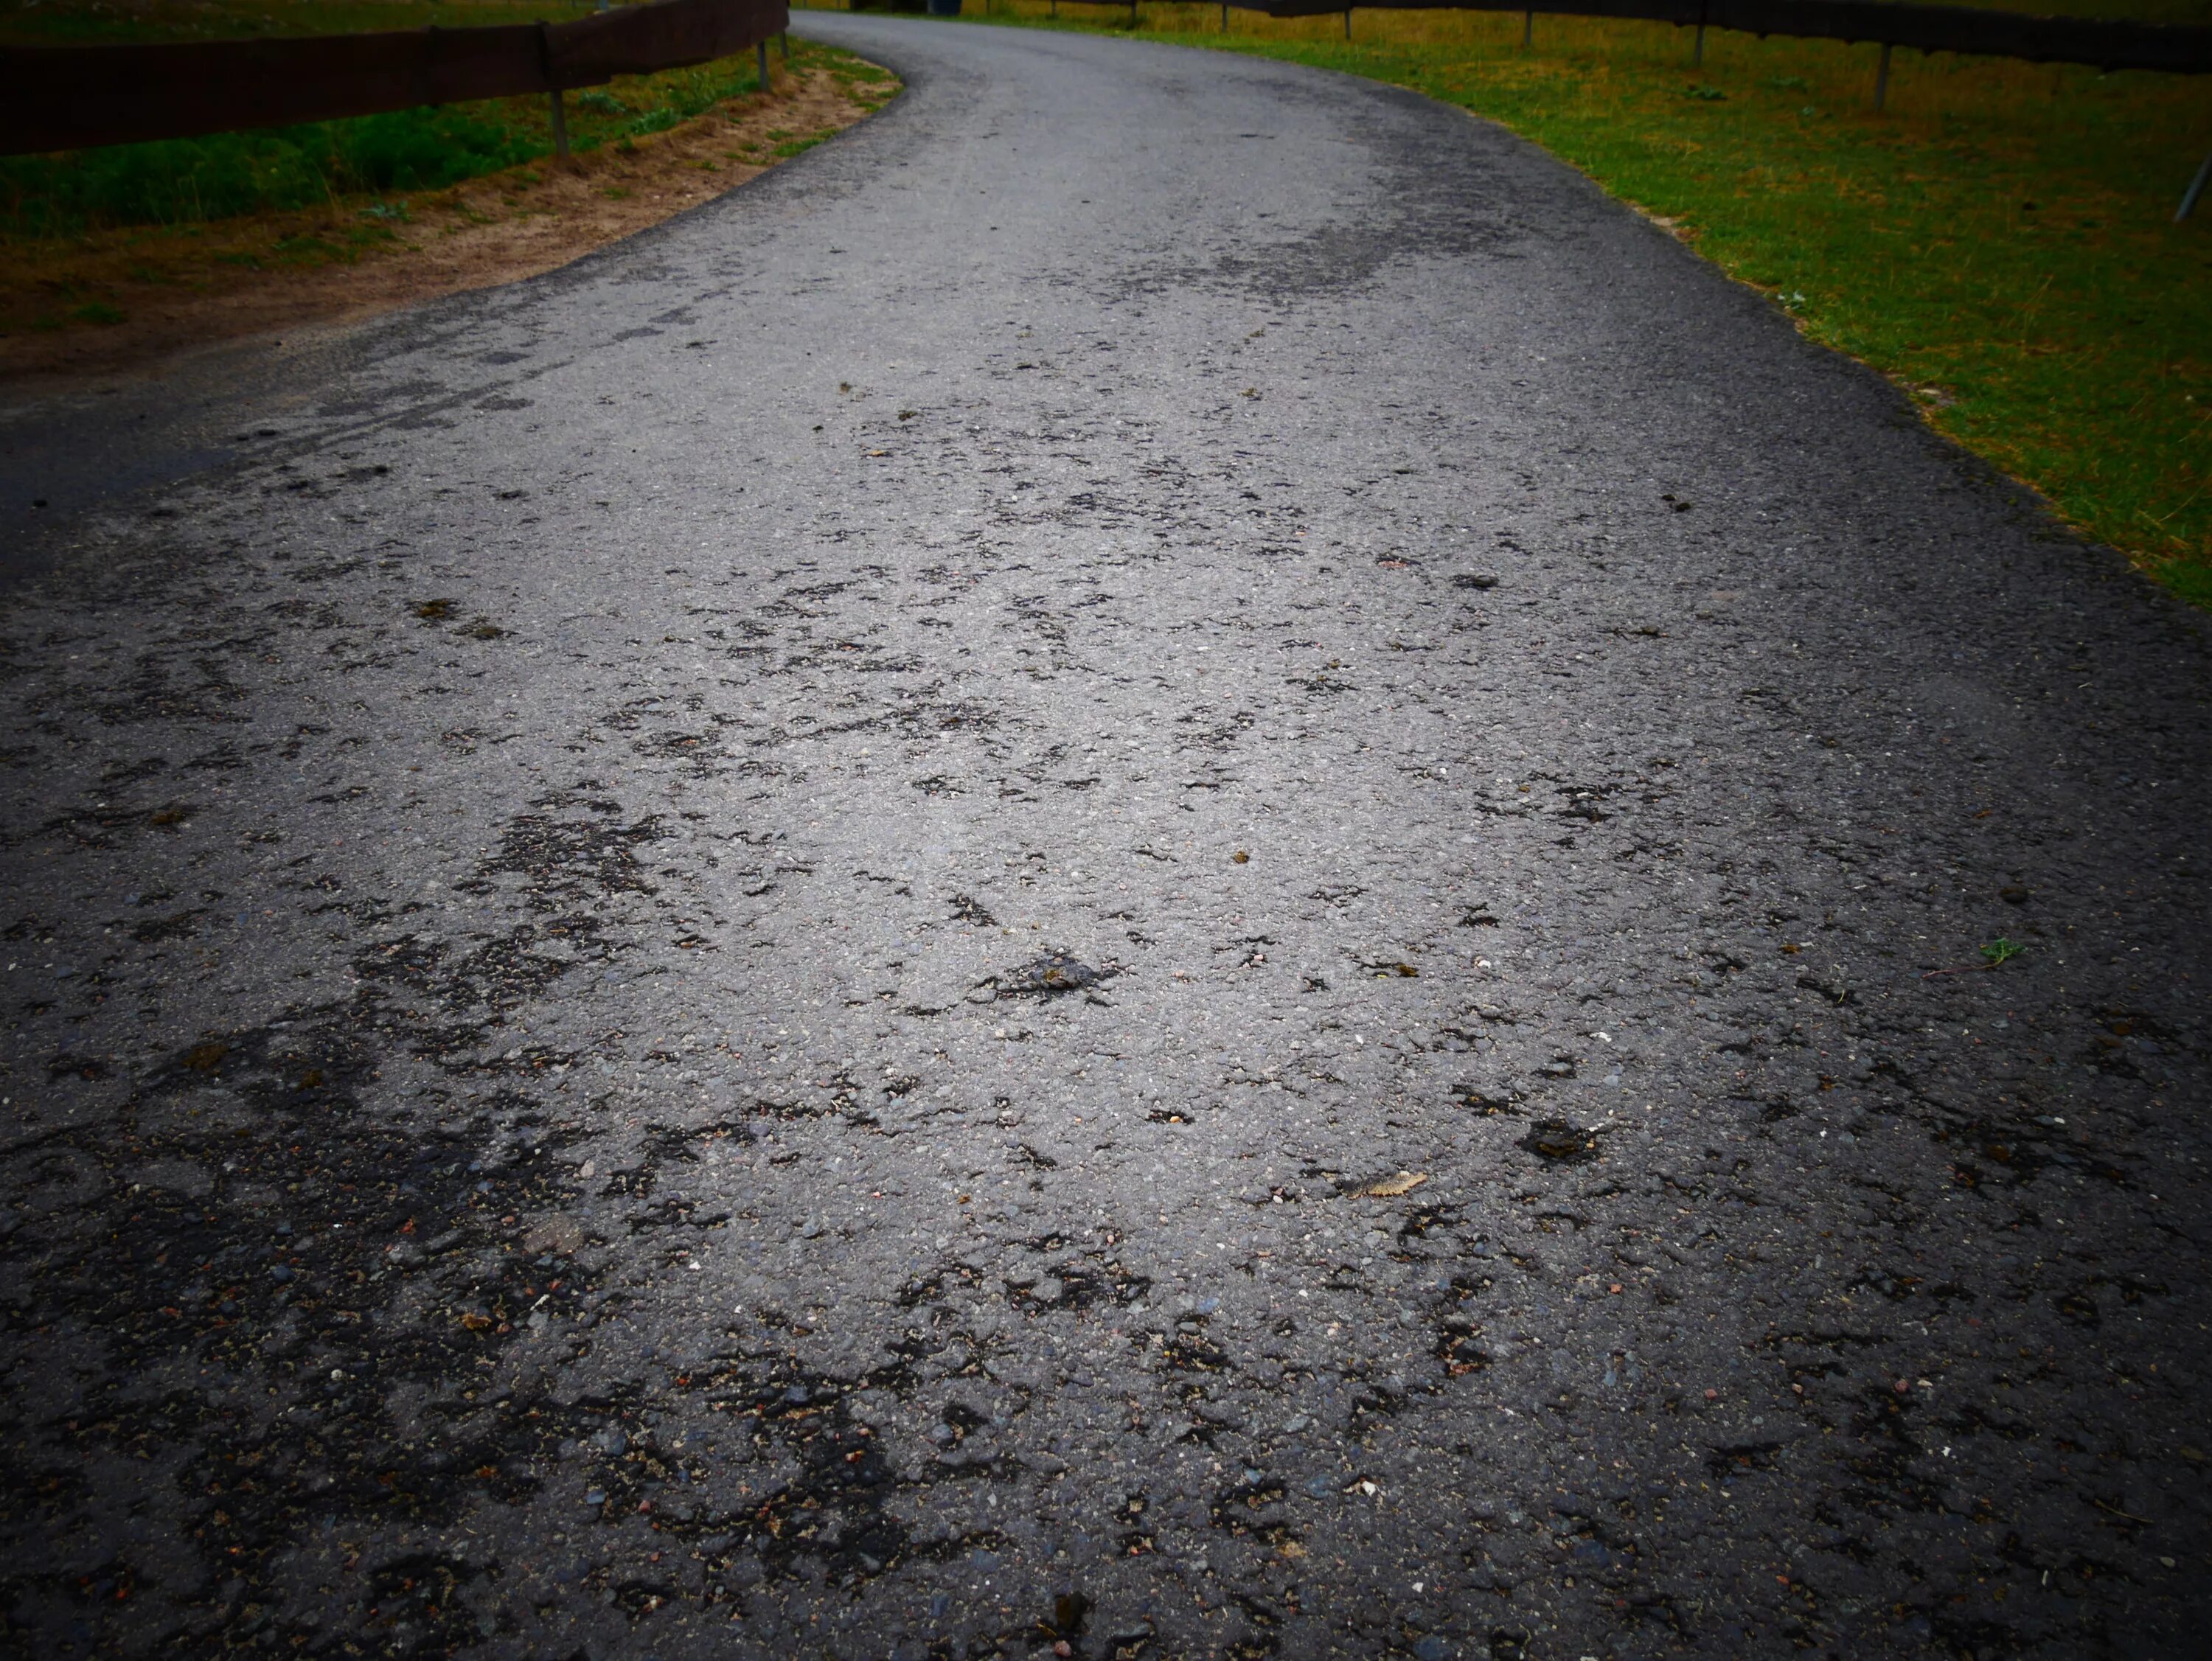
[3,13,2208,1658]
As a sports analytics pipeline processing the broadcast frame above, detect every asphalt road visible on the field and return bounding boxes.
[4,14,2210,1660]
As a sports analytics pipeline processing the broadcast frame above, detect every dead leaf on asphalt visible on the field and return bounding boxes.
[1358,1171,1427,1198]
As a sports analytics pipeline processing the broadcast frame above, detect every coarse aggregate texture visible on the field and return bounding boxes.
[2,13,2210,1660]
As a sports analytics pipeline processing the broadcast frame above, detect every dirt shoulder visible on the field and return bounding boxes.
[0,60,888,389]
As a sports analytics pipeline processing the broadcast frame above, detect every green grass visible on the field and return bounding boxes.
[0,4,830,236]
[1,13,898,344]
[0,13,892,242]
[822,0,2212,604]
[0,106,540,236]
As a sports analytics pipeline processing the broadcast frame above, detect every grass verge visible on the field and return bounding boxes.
[0,3,838,240]
[828,0,2212,607]
[1,24,897,379]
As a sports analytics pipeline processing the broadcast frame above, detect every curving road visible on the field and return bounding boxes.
[4,14,2211,1658]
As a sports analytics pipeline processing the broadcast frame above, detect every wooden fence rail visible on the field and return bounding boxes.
[0,0,790,157]
[4,0,2201,160]
[1055,0,2212,75]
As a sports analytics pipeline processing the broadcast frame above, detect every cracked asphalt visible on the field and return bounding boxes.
[4,13,2211,1660]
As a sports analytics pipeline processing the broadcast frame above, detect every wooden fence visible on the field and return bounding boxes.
[0,0,791,157]
[1054,0,2212,75]
[4,0,2202,160]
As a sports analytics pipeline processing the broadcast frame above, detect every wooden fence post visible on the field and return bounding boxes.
[1874,41,1893,108]
[1344,7,1352,38]
[1523,9,1534,49]
[758,38,769,91]
[536,21,569,165]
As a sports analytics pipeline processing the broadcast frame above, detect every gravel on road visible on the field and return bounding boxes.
[2,15,2208,1659]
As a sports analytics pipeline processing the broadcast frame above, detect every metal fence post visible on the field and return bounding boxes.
[2180,150,2212,222]
[1874,41,1892,109]
[1220,1,1228,25]
[758,38,769,91]
[1523,9,1534,49]
[1344,7,1352,38]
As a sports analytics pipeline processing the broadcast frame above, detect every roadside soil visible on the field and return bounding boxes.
[0,61,887,388]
